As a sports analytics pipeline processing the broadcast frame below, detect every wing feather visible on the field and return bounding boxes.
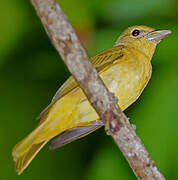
[37,46,124,120]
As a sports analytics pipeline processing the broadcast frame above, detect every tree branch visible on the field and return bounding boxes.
[30,0,165,179]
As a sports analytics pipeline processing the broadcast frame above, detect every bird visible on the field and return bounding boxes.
[12,25,171,174]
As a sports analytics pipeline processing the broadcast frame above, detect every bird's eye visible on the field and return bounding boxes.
[132,29,140,36]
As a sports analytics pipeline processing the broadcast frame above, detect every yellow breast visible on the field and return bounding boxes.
[101,47,152,110]
[77,48,152,123]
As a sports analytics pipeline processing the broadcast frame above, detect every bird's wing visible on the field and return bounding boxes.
[37,46,124,120]
[50,46,124,101]
[90,46,124,72]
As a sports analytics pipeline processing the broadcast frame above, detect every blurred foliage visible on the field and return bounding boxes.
[0,0,178,180]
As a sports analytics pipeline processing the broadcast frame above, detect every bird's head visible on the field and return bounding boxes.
[115,25,171,59]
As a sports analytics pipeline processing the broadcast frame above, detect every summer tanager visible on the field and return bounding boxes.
[12,25,171,174]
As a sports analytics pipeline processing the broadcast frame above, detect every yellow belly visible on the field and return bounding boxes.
[35,51,152,142]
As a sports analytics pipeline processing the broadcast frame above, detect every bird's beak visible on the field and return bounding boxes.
[146,30,172,42]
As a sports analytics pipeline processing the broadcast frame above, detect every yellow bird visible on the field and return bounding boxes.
[12,25,171,174]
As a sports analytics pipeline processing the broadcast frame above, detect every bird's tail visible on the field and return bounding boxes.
[12,126,49,175]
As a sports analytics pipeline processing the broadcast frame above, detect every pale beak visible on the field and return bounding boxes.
[146,30,172,42]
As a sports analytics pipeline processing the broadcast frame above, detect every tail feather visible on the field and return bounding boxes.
[12,126,50,175]
[12,140,49,175]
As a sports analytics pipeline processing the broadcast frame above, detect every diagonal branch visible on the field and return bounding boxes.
[30,0,165,179]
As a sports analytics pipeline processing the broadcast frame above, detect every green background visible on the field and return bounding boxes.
[1,0,177,179]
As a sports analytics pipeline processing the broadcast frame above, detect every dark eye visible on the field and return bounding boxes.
[132,29,140,36]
